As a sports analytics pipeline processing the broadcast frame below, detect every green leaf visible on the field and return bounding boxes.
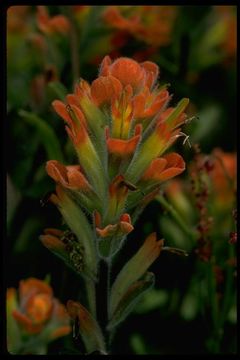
[107,272,155,330]
[54,188,98,280]
[6,289,22,354]
[165,98,189,127]
[67,300,106,354]
[109,233,163,317]
[19,110,64,162]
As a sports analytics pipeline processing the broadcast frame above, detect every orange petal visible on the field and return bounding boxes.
[142,158,168,180]
[12,310,43,334]
[40,233,66,252]
[19,278,53,300]
[25,293,53,324]
[47,160,91,191]
[99,55,112,76]
[142,153,185,183]
[52,100,73,126]
[91,75,122,106]
[96,224,118,238]
[107,127,141,157]
[106,57,146,92]
[141,61,159,88]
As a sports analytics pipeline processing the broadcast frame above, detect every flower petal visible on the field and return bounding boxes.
[91,75,122,106]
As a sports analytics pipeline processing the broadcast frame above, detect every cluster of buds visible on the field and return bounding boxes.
[40,56,189,352]
[7,278,71,354]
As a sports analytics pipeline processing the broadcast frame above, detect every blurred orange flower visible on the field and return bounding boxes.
[103,6,177,47]
[7,278,71,354]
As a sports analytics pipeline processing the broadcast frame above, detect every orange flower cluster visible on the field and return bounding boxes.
[103,6,177,47]
[7,278,71,354]
[41,56,188,270]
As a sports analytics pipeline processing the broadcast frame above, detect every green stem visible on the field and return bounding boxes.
[157,195,197,244]
[106,258,113,352]
[85,279,97,319]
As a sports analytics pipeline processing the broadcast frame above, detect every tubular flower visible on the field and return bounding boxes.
[7,278,71,354]
[45,56,188,261]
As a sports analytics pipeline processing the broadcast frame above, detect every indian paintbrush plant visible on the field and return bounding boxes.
[40,56,190,354]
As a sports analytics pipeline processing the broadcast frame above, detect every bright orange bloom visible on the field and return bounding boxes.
[7,278,71,353]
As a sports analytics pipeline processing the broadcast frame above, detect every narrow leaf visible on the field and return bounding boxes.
[110,233,163,317]
[108,272,155,330]
[67,300,106,354]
